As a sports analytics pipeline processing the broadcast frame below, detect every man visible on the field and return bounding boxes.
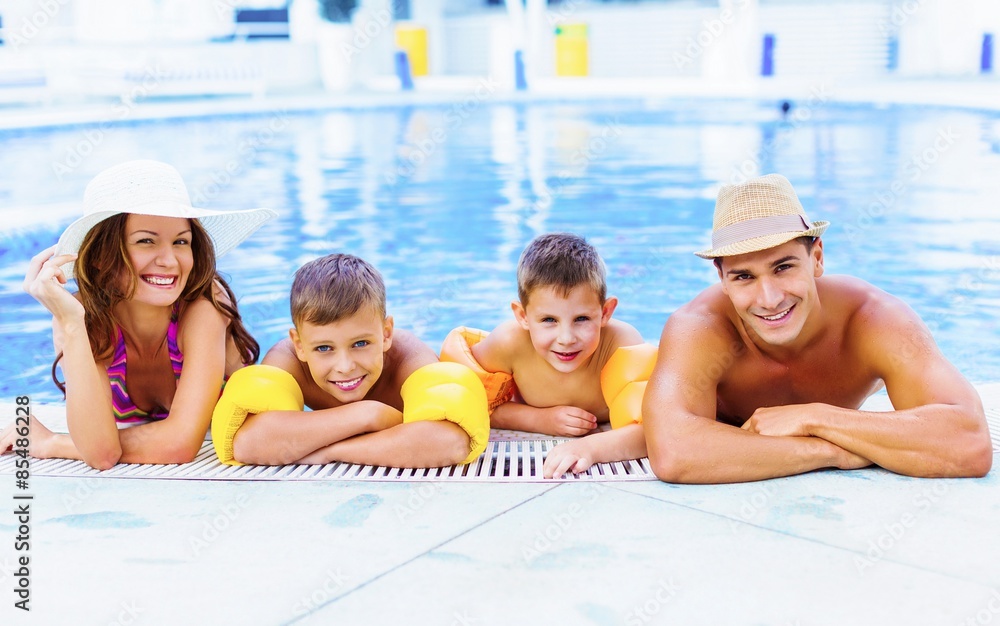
[643,173,992,483]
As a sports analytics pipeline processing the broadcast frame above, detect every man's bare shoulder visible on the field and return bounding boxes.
[827,275,931,352]
[819,274,887,306]
[826,276,980,415]
[668,284,738,335]
[816,275,914,328]
[655,285,746,370]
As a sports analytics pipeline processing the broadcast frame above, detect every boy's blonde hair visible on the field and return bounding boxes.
[291,253,386,327]
[516,233,607,305]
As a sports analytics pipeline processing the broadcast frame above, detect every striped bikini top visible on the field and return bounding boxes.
[107,304,184,423]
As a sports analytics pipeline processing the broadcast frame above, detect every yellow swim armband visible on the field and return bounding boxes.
[211,365,304,466]
[439,326,515,413]
[401,362,490,465]
[600,343,659,429]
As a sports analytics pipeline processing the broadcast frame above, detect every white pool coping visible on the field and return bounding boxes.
[2,75,999,134]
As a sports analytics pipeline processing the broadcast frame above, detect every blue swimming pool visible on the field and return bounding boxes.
[2,98,999,402]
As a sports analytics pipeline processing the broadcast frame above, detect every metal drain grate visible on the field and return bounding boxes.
[0,439,657,482]
[3,401,995,482]
[988,409,1000,450]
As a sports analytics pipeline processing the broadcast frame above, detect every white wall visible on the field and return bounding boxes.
[73,0,233,43]
[758,2,891,79]
[896,0,1000,75]
[3,0,998,97]
[438,0,893,80]
[437,0,997,80]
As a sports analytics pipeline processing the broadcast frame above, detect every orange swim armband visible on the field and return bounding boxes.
[401,362,490,465]
[439,327,516,413]
[211,365,304,466]
[600,343,659,429]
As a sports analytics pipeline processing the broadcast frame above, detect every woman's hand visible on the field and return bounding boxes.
[0,414,61,460]
[23,245,84,324]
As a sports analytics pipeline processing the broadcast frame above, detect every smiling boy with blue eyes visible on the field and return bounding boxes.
[441,233,658,478]
[210,253,489,468]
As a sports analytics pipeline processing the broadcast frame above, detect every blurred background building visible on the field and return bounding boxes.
[0,0,997,105]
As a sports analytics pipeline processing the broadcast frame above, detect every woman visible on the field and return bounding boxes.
[0,160,276,469]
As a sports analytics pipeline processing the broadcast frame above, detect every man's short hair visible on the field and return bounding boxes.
[291,253,386,327]
[517,233,607,305]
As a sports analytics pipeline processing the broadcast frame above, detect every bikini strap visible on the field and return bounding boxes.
[167,302,184,379]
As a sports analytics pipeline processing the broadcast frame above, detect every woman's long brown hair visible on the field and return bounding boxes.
[51,215,260,392]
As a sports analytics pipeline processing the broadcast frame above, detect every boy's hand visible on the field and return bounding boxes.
[543,438,595,478]
[542,406,597,437]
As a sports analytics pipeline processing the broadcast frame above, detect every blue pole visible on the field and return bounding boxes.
[395,51,414,91]
[887,36,898,72]
[761,34,775,76]
[514,49,527,91]
[982,34,994,73]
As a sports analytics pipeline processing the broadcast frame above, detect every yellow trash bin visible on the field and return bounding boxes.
[396,24,429,77]
[555,22,588,77]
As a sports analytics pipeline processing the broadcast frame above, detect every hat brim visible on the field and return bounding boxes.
[695,221,829,259]
[54,203,277,279]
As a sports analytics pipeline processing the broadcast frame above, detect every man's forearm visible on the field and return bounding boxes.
[649,422,852,484]
[808,404,992,477]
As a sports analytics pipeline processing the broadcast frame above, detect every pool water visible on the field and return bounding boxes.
[1,98,999,402]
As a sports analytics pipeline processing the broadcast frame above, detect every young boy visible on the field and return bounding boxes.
[211,253,489,467]
[441,233,657,478]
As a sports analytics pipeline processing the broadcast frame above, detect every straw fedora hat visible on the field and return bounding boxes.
[695,173,828,259]
[55,160,277,277]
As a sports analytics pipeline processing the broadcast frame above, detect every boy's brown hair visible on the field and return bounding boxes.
[516,233,607,305]
[291,253,386,326]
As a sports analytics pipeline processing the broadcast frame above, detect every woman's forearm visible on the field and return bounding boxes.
[61,322,120,469]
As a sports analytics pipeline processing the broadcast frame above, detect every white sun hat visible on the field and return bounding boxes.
[54,159,277,277]
[696,173,829,259]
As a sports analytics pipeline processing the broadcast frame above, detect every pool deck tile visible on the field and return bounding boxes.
[299,480,999,626]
